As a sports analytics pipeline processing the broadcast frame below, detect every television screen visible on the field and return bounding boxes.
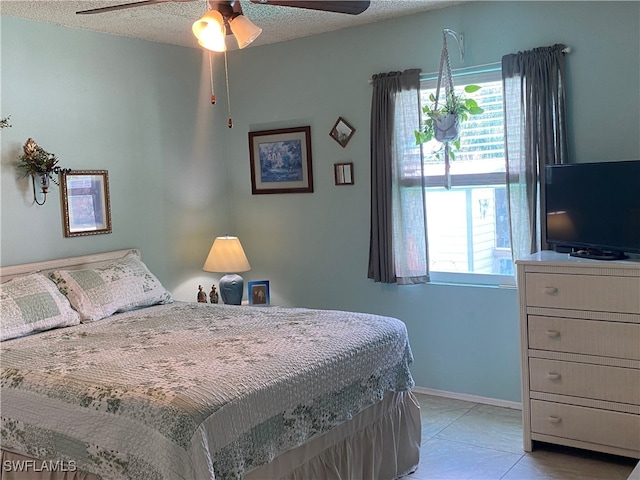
[544,160,640,260]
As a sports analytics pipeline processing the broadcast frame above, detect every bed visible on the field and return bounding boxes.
[0,249,421,480]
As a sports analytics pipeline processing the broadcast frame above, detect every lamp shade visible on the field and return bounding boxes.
[192,10,227,52]
[203,236,251,273]
[229,15,262,49]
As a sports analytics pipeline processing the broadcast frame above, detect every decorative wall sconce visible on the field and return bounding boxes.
[16,138,68,205]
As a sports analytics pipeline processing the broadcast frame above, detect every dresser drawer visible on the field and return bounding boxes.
[528,315,640,360]
[529,358,640,404]
[525,273,640,314]
[531,400,640,451]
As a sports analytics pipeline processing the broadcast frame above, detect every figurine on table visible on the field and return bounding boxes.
[197,285,207,303]
[209,284,219,304]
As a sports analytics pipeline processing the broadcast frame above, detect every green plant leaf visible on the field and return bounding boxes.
[464,84,481,93]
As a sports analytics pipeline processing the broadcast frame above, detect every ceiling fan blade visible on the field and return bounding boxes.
[76,0,173,15]
[249,0,370,15]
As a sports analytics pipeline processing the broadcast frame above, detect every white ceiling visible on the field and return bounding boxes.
[2,0,464,50]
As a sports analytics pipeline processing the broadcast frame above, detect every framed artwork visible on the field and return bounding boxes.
[248,280,270,306]
[329,117,355,148]
[334,162,354,185]
[61,170,112,237]
[248,126,313,194]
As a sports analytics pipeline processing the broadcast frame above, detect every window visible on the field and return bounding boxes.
[407,68,514,286]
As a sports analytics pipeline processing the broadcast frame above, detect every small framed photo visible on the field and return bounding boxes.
[329,117,355,148]
[249,126,313,194]
[248,280,270,306]
[334,162,354,185]
[61,170,112,237]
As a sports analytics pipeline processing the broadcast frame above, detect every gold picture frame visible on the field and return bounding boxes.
[61,170,112,237]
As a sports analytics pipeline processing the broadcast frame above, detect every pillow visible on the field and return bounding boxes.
[1,273,81,341]
[49,251,173,322]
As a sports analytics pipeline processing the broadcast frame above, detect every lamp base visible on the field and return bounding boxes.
[219,273,244,305]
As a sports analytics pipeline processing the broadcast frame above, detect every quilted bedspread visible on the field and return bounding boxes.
[0,302,414,479]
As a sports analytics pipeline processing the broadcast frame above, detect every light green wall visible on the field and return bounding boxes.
[1,17,232,298]
[223,1,639,402]
[1,2,638,403]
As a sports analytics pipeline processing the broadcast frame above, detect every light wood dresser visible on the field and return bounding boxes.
[517,251,640,459]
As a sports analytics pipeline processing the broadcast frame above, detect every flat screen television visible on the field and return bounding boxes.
[544,160,640,260]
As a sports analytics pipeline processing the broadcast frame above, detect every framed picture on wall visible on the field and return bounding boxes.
[248,126,313,194]
[329,117,355,148]
[61,170,112,237]
[248,280,270,306]
[334,162,354,185]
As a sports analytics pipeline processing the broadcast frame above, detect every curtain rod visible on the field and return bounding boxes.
[368,47,572,84]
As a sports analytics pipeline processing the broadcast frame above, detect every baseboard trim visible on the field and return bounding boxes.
[412,386,522,411]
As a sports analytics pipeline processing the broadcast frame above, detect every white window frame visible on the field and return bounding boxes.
[418,67,515,287]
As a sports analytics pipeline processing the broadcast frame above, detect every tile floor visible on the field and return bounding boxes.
[408,393,638,480]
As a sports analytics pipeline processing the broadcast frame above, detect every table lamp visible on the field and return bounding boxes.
[202,236,251,305]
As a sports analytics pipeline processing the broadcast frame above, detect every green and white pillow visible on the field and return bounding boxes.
[49,251,173,322]
[1,273,81,341]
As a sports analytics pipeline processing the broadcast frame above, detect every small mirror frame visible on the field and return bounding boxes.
[334,162,354,186]
[329,117,355,148]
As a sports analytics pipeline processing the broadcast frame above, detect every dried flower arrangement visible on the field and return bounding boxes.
[17,138,65,181]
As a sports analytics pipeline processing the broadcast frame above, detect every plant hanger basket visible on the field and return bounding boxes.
[436,31,456,188]
[416,29,481,189]
[433,31,460,143]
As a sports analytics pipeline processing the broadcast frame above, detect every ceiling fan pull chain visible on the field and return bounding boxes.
[224,50,232,128]
[209,51,216,105]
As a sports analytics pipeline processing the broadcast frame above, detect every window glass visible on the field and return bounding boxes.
[418,69,514,285]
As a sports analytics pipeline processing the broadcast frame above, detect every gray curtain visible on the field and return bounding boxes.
[368,69,428,284]
[502,44,568,261]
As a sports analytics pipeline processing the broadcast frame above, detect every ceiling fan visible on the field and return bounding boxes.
[76,0,370,125]
[76,1,370,16]
[77,0,370,51]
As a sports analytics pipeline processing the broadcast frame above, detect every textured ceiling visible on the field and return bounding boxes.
[2,0,464,50]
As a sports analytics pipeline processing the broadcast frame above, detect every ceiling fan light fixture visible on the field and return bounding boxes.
[229,15,262,49]
[192,9,227,52]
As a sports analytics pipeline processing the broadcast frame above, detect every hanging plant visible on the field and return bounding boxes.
[414,29,484,188]
[415,85,483,149]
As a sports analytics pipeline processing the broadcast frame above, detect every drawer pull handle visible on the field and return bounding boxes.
[547,416,562,424]
[546,330,560,338]
[544,286,559,295]
[547,372,561,380]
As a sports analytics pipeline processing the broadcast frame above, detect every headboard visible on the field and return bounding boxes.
[0,249,139,283]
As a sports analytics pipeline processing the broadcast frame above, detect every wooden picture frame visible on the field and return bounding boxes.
[249,126,313,194]
[248,280,270,306]
[334,162,354,185]
[329,117,355,148]
[61,170,111,237]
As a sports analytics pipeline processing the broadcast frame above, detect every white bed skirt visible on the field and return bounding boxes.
[1,390,421,480]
